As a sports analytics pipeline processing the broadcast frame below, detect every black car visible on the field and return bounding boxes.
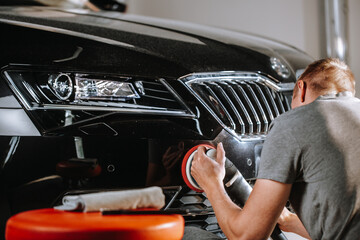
[0,3,313,239]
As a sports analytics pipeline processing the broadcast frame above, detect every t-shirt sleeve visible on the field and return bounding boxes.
[257,119,303,184]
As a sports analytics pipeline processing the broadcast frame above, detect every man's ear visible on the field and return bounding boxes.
[297,80,307,103]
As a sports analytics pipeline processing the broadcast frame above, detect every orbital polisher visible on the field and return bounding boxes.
[181,144,288,240]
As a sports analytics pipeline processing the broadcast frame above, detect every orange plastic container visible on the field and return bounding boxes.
[6,208,184,240]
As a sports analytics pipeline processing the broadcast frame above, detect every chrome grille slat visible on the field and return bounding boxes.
[273,91,286,114]
[205,82,245,134]
[259,85,281,117]
[185,72,292,137]
[219,82,253,135]
[249,82,275,133]
[192,83,236,130]
[238,81,268,133]
[229,82,261,134]
[249,82,275,122]
[283,94,291,111]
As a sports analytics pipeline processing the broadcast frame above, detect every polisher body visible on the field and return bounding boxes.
[181,144,252,207]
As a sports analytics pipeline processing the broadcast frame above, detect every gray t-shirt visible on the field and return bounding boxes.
[257,92,360,240]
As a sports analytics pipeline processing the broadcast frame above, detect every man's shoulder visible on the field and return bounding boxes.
[271,94,360,130]
[272,104,314,127]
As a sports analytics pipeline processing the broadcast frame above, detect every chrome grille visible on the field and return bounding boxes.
[183,72,292,136]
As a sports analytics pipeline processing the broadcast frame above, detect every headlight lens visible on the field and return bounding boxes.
[48,73,73,100]
[3,69,191,116]
[75,75,139,101]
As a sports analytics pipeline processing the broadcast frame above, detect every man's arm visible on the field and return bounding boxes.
[191,143,292,240]
[278,208,311,239]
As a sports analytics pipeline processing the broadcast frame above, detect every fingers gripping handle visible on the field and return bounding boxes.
[206,149,288,240]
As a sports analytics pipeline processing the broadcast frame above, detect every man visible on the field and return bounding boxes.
[191,58,360,239]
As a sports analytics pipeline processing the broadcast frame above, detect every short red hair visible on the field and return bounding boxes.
[296,58,355,96]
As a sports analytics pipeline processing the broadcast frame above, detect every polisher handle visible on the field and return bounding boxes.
[206,149,287,240]
[206,149,252,207]
[223,161,252,208]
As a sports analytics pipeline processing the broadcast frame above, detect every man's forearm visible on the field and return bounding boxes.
[278,208,311,239]
[205,179,293,240]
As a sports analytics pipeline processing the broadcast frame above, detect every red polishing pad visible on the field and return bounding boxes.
[181,144,215,192]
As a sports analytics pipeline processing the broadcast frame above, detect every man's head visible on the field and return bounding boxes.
[291,58,355,109]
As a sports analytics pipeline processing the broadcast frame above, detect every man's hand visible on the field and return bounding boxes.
[191,143,226,192]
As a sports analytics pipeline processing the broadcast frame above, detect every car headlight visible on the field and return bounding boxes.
[74,75,139,101]
[3,69,192,117]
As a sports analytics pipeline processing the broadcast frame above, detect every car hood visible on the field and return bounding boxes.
[0,6,312,81]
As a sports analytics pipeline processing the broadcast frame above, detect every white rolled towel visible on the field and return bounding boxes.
[54,186,165,212]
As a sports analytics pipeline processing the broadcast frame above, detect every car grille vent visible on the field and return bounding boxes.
[188,76,292,136]
[138,80,183,110]
[164,187,226,239]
